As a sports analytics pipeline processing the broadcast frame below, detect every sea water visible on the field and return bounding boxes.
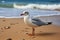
[0,0,60,18]
[0,8,60,18]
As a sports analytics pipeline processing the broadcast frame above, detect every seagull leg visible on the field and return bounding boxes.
[32,27,35,36]
[27,27,35,36]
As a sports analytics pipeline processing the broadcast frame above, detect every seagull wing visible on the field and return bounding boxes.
[32,18,48,26]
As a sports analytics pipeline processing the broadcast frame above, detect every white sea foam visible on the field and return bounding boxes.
[0,16,5,18]
[0,16,24,18]
[13,3,60,10]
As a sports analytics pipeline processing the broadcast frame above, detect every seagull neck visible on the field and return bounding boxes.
[24,15,30,19]
[24,15,30,23]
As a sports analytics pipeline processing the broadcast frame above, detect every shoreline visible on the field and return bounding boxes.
[0,15,60,25]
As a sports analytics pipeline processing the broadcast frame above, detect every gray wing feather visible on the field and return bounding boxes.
[32,18,47,26]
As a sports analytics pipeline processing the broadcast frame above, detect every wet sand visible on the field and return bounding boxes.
[0,17,60,40]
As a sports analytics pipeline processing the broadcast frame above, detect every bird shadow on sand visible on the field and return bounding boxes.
[35,32,57,36]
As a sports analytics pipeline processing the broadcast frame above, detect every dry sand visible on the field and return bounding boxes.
[0,18,60,40]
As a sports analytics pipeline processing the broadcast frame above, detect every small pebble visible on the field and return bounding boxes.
[7,38,12,40]
[25,32,28,34]
[4,26,11,29]
[22,39,25,40]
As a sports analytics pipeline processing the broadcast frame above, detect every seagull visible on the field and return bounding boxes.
[20,11,52,36]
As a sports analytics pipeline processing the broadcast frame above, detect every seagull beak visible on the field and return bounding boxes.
[20,14,24,16]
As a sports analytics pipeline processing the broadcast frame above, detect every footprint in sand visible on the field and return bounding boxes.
[10,23,19,25]
[21,28,29,32]
[25,28,30,30]
[3,20,6,22]
[0,28,4,33]
[10,23,15,25]
[21,30,28,32]
[1,26,11,30]
[0,26,11,32]
[4,26,11,29]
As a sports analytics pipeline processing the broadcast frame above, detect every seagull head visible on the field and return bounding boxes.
[20,11,29,16]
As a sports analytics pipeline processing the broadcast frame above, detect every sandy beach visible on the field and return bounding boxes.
[0,0,60,40]
[0,17,60,40]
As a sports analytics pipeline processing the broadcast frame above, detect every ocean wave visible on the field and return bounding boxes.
[13,3,60,10]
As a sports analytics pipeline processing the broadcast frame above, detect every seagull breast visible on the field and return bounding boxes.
[24,15,38,27]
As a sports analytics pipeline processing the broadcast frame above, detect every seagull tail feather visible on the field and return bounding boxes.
[47,22,52,25]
